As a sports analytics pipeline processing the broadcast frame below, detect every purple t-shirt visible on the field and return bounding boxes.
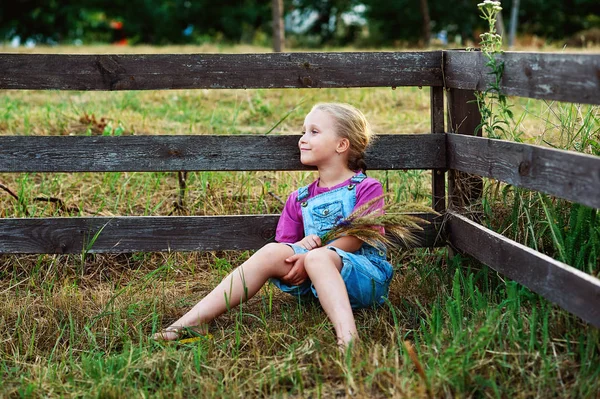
[275,174,384,243]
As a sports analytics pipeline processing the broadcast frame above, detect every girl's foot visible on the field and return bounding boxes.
[152,325,208,341]
[337,336,359,356]
[337,333,359,349]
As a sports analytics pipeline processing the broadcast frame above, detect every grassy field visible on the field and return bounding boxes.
[0,44,599,398]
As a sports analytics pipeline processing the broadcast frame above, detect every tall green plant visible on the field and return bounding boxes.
[473,1,515,140]
[538,196,599,274]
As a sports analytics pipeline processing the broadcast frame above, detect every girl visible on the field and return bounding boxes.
[154,103,393,347]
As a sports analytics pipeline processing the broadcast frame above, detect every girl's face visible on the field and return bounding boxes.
[299,109,348,168]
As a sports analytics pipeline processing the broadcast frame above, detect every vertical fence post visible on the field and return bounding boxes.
[431,86,445,213]
[446,88,483,219]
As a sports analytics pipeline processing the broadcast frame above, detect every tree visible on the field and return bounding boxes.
[361,0,429,44]
[287,0,360,45]
[508,0,520,48]
[419,0,431,47]
[272,0,285,51]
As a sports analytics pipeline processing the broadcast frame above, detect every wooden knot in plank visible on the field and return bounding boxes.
[518,161,531,176]
[260,226,276,241]
[95,56,131,90]
[299,76,313,87]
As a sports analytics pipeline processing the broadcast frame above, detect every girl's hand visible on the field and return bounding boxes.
[281,253,308,286]
[296,234,322,250]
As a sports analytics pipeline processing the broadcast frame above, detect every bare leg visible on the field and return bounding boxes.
[303,248,358,347]
[154,243,294,340]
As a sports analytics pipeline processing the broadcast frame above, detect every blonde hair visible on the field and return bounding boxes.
[312,102,374,172]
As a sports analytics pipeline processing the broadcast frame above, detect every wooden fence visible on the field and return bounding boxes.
[1,50,599,328]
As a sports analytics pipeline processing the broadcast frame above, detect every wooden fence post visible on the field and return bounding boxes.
[446,88,483,218]
[431,86,445,213]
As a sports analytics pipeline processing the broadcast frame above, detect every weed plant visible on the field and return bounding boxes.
[1,40,599,396]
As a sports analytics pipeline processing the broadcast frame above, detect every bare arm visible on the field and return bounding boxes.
[327,235,363,253]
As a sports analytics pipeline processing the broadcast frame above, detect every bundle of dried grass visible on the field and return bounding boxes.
[319,194,436,250]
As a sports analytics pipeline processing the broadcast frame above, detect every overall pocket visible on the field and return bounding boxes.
[311,201,344,233]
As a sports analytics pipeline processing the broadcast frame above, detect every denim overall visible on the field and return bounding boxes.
[271,172,394,309]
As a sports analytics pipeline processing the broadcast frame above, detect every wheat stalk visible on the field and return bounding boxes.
[319,194,436,250]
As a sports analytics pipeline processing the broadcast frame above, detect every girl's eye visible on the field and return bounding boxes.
[311,130,319,134]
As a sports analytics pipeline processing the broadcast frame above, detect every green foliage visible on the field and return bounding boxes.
[1,0,598,46]
[1,0,272,45]
[519,0,600,41]
[287,0,362,46]
[539,197,599,274]
[360,0,425,45]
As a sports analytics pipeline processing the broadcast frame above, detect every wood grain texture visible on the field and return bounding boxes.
[0,134,446,172]
[446,88,483,214]
[0,215,277,253]
[448,212,600,328]
[444,50,600,105]
[447,133,600,209]
[0,213,443,254]
[0,52,443,90]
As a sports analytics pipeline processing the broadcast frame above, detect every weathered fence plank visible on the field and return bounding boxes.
[0,134,446,172]
[0,213,442,254]
[430,86,446,213]
[0,52,443,90]
[444,51,600,105]
[446,88,483,216]
[448,212,600,328]
[447,133,600,209]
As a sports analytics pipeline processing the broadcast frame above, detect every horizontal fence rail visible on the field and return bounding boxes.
[0,134,446,172]
[2,51,598,105]
[444,51,600,105]
[447,133,600,209]
[0,213,443,254]
[0,52,443,90]
[448,212,600,328]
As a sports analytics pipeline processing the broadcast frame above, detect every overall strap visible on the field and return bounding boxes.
[297,185,310,202]
[346,172,367,190]
[350,172,367,184]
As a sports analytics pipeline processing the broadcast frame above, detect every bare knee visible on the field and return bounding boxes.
[253,242,293,272]
[304,247,340,272]
[259,242,292,258]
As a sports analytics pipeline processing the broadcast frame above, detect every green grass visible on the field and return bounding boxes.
[1,44,599,397]
[1,250,597,397]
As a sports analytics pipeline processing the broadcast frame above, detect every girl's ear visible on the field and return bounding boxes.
[336,138,350,154]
